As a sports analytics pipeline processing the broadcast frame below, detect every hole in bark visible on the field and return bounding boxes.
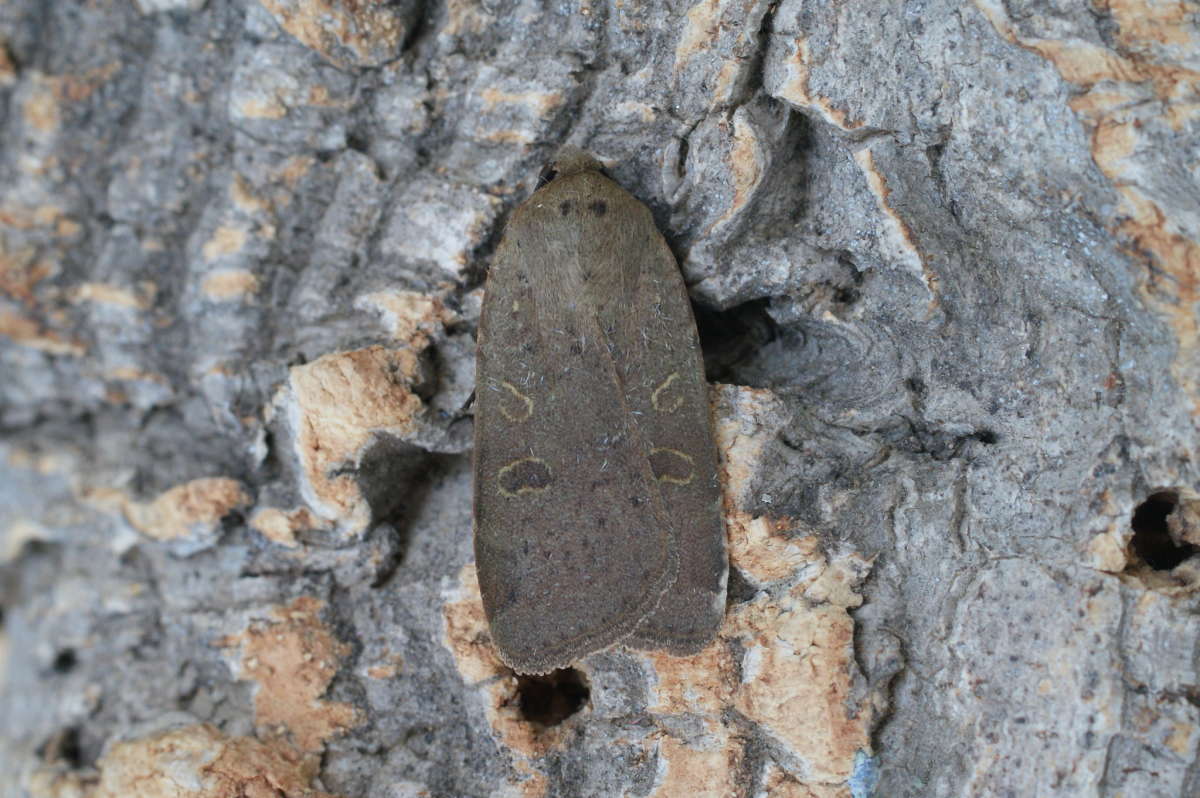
[1130,491,1195,570]
[726,565,758,606]
[695,298,776,383]
[516,668,589,727]
[39,727,83,767]
[52,648,77,674]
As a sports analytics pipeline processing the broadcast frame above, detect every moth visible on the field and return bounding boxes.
[473,149,727,674]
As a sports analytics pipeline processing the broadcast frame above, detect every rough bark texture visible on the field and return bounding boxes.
[1,1,1198,797]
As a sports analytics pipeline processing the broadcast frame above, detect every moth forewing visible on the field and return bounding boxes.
[474,152,727,673]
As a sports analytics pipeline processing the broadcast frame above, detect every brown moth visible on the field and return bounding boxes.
[473,149,727,674]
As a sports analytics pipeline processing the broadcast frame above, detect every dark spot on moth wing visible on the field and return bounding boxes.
[498,457,553,497]
[648,448,696,485]
[569,342,583,355]
[588,200,608,217]
[559,200,573,216]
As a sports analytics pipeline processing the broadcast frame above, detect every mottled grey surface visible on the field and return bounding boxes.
[1,1,1198,796]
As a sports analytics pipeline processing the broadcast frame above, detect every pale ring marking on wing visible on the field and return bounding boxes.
[497,457,552,497]
[651,372,684,413]
[649,447,695,485]
[499,381,534,422]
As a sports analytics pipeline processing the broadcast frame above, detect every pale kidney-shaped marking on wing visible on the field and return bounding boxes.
[651,372,685,414]
[497,380,534,422]
[497,457,553,497]
[648,447,695,486]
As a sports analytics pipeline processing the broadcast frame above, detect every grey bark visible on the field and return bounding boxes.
[1,1,1198,797]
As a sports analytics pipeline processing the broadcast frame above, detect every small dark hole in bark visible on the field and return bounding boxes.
[53,649,77,674]
[832,286,860,305]
[974,429,998,445]
[695,298,776,383]
[1130,491,1194,570]
[516,668,589,726]
[39,727,83,767]
[726,566,758,606]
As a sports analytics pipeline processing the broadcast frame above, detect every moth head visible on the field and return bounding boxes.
[538,146,604,187]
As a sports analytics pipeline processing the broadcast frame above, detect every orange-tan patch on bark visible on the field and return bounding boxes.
[0,309,84,356]
[86,722,339,798]
[0,242,54,304]
[249,506,329,548]
[278,155,316,188]
[18,64,122,135]
[732,595,869,783]
[83,477,249,542]
[646,635,737,717]
[202,226,249,261]
[202,269,261,301]
[1087,530,1130,572]
[2,519,50,563]
[761,761,854,798]
[307,84,348,108]
[480,128,537,145]
[366,659,402,680]
[442,564,509,684]
[357,290,454,347]
[649,734,742,798]
[730,516,821,585]
[854,148,939,310]
[22,78,60,134]
[285,346,423,529]
[674,0,724,67]
[440,565,556,796]
[702,110,766,238]
[976,0,1200,410]
[69,281,155,310]
[1102,0,1196,49]
[237,95,288,120]
[769,36,862,130]
[0,41,15,87]
[1120,557,1200,595]
[715,387,824,584]
[480,87,566,117]
[218,596,360,753]
[258,0,408,68]
[674,0,767,108]
[57,62,122,103]
[641,386,875,792]
[1165,719,1197,755]
[641,584,870,794]
[0,203,73,231]
[231,173,272,215]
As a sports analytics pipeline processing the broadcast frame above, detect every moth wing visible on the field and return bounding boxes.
[474,182,679,674]
[569,171,729,654]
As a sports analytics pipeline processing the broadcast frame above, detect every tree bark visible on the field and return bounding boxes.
[1,1,1198,796]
